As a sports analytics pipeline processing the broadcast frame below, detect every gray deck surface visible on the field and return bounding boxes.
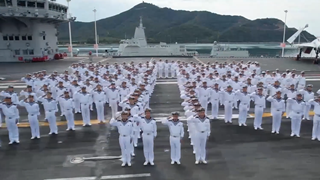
[0,57,320,180]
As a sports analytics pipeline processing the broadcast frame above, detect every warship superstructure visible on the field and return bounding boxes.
[0,0,68,62]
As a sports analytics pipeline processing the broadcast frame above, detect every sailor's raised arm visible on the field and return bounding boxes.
[266,96,274,102]
[161,117,171,125]
[109,118,118,126]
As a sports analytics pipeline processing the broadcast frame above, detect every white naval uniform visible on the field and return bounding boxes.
[267,97,285,133]
[19,101,40,138]
[69,84,81,113]
[0,91,19,104]
[250,93,266,130]
[110,118,134,166]
[236,91,251,126]
[188,116,210,163]
[308,99,320,141]
[284,88,297,118]
[61,97,75,130]
[39,98,58,134]
[300,90,314,120]
[223,91,236,123]
[75,92,93,126]
[0,103,19,143]
[287,98,305,137]
[53,86,69,115]
[93,90,107,122]
[105,87,120,118]
[162,119,184,163]
[118,86,130,103]
[196,86,210,113]
[140,117,157,164]
[209,88,222,119]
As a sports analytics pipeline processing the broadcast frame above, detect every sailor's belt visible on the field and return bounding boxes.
[47,110,55,112]
[276,109,281,111]
[171,135,179,138]
[213,99,218,100]
[241,103,248,105]
[66,109,71,111]
[200,131,206,133]
[8,117,14,119]
[121,135,128,137]
[98,100,102,102]
[112,98,116,100]
[295,112,301,114]
[255,105,263,108]
[30,114,35,116]
[145,132,153,135]
[83,104,87,105]
[228,101,232,103]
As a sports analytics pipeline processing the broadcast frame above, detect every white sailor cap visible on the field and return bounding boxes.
[307,84,313,87]
[261,71,266,74]
[139,83,146,86]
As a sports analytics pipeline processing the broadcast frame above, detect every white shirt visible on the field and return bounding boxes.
[162,119,184,137]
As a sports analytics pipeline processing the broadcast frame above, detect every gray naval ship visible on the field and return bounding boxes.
[0,0,68,62]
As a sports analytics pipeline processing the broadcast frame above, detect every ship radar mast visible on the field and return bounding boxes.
[139,16,144,28]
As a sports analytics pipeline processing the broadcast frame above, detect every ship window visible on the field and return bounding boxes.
[6,0,12,6]
[14,50,20,55]
[17,0,26,7]
[22,36,27,40]
[0,0,5,6]
[2,35,8,40]
[27,1,35,7]
[43,36,45,40]
[22,49,28,55]
[28,49,34,55]
[37,2,44,8]
[8,36,13,40]
[49,3,53,10]
[27,36,32,40]
[15,36,19,40]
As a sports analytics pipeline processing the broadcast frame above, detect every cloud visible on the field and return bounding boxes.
[56,0,319,36]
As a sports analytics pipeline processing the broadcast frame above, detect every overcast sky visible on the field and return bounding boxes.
[56,0,319,37]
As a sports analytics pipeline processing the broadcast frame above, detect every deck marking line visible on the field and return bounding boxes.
[44,173,151,180]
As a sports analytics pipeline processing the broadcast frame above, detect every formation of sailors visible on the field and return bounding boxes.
[1,59,320,167]
[0,61,157,145]
[176,60,320,147]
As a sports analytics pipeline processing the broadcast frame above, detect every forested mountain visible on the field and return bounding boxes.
[57,2,315,44]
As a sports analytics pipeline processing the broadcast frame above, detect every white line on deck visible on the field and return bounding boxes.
[44,173,151,180]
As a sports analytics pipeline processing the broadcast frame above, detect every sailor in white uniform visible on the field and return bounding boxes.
[300,84,314,120]
[209,83,222,119]
[162,112,184,165]
[236,85,251,126]
[188,107,210,164]
[38,92,59,135]
[267,91,285,134]
[93,84,107,123]
[0,97,20,144]
[74,86,93,126]
[307,96,320,141]
[61,91,76,131]
[223,85,236,123]
[105,82,120,118]
[0,86,20,104]
[19,95,41,139]
[110,111,134,167]
[287,93,305,137]
[140,108,157,166]
[250,87,266,130]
